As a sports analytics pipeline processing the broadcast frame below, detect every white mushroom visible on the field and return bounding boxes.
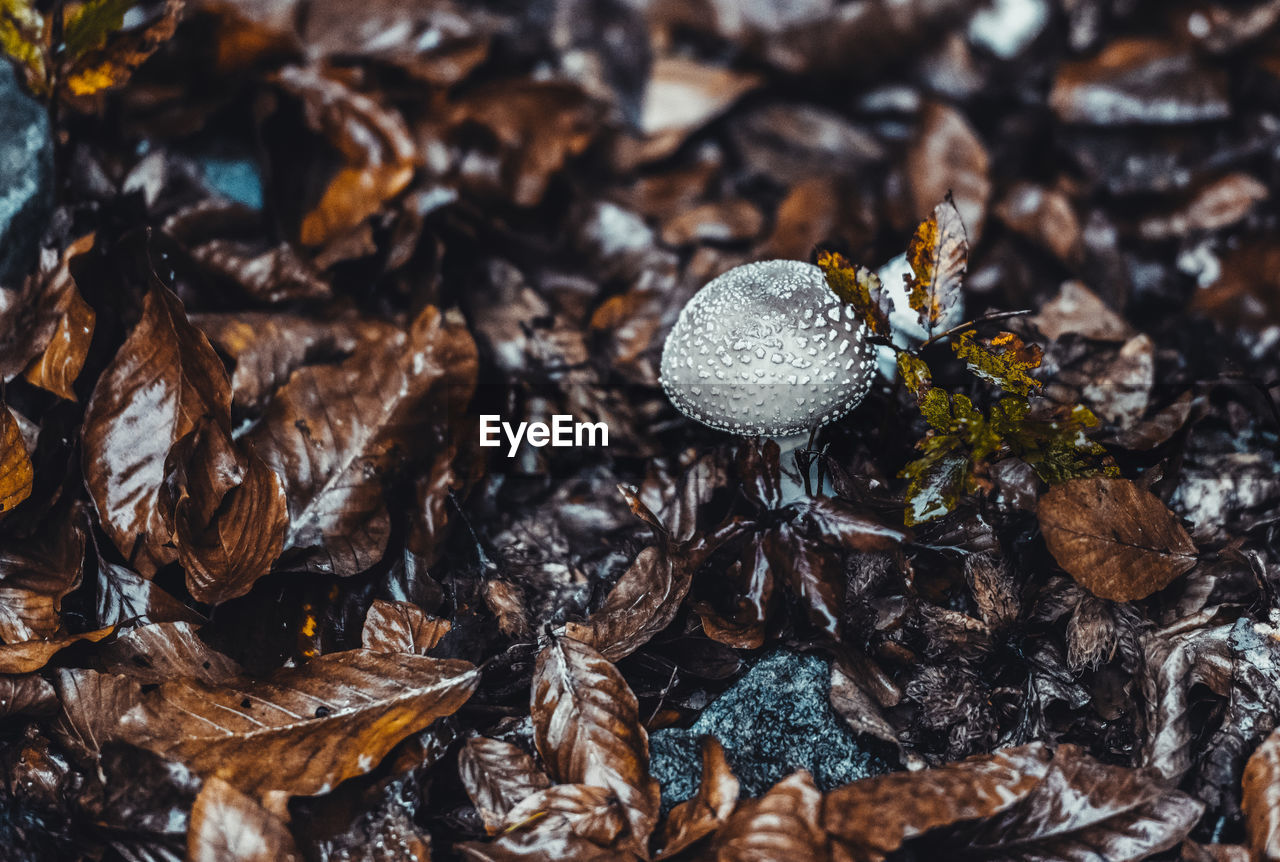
[660,259,876,437]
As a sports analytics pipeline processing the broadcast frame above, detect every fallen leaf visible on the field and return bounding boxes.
[22,236,95,400]
[714,770,825,861]
[82,279,232,575]
[159,418,288,603]
[62,0,184,102]
[1031,280,1133,343]
[458,736,552,834]
[95,556,201,628]
[362,599,451,655]
[1039,477,1198,601]
[274,65,417,247]
[657,736,740,859]
[907,104,989,246]
[119,650,478,797]
[1139,173,1268,240]
[1050,38,1231,125]
[49,668,143,760]
[94,621,241,685]
[246,306,477,575]
[995,183,1082,265]
[531,634,661,850]
[0,401,33,516]
[822,743,1053,859]
[953,744,1201,860]
[0,506,84,641]
[1244,730,1280,862]
[188,776,302,862]
[0,625,113,674]
[0,673,56,718]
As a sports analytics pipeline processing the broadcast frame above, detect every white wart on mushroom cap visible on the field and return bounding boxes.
[660,259,876,436]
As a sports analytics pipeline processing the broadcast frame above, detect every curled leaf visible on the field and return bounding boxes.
[950,330,1043,396]
[362,599,451,655]
[0,401,33,515]
[657,736,740,859]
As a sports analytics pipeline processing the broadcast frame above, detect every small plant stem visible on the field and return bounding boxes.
[918,309,1033,351]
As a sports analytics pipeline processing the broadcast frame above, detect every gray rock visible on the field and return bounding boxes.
[0,60,52,286]
[649,650,889,810]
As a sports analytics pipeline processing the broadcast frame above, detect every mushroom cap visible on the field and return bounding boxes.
[660,259,876,436]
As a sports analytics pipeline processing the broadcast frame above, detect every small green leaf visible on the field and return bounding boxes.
[951,330,1043,396]
[63,0,134,61]
[900,442,969,527]
[817,249,892,338]
[897,352,932,401]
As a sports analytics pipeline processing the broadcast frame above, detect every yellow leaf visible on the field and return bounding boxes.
[1,0,48,93]
[905,197,968,334]
[951,330,1043,396]
[816,249,892,337]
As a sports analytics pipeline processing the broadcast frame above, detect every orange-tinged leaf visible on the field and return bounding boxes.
[189,776,302,862]
[61,0,183,101]
[0,402,33,516]
[1244,730,1280,861]
[714,770,825,861]
[23,275,95,400]
[458,737,552,834]
[362,599,451,655]
[905,197,968,335]
[657,737,739,859]
[951,330,1043,396]
[817,250,892,338]
[0,625,113,674]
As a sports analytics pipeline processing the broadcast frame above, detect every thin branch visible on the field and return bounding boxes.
[918,309,1033,351]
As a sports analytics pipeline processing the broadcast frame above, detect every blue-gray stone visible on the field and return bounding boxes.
[648,650,889,810]
[198,157,263,210]
[0,60,52,286]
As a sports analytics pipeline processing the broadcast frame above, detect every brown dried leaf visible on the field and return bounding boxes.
[0,626,112,674]
[189,776,302,862]
[49,668,143,760]
[119,650,478,797]
[96,556,201,628]
[160,419,288,604]
[498,784,628,845]
[246,307,477,575]
[531,634,661,850]
[1244,730,1280,861]
[192,310,393,412]
[0,674,56,718]
[713,770,825,862]
[1039,477,1198,602]
[275,65,417,247]
[0,507,84,641]
[1031,280,1133,343]
[362,599,451,655]
[83,280,232,575]
[458,737,552,834]
[904,196,969,335]
[955,744,1201,860]
[822,743,1053,859]
[22,245,95,400]
[95,621,241,685]
[907,103,989,246]
[656,737,739,859]
[0,402,33,516]
[564,545,685,662]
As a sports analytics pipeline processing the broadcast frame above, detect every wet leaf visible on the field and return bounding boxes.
[817,250,892,338]
[1244,730,1280,861]
[0,673,55,717]
[904,197,969,335]
[897,352,933,401]
[22,238,95,400]
[531,634,661,850]
[246,307,477,575]
[458,736,552,834]
[96,557,201,628]
[822,743,1052,859]
[713,770,825,861]
[0,507,83,641]
[362,599,451,655]
[656,736,739,859]
[0,401,33,516]
[188,776,302,861]
[95,621,241,685]
[950,330,1043,396]
[119,650,478,797]
[83,280,232,575]
[159,419,288,604]
[0,625,112,673]
[1030,280,1133,343]
[1039,477,1198,601]
[952,744,1201,860]
[49,668,143,760]
[275,65,416,247]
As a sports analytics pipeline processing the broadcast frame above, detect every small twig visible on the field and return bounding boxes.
[918,309,1033,351]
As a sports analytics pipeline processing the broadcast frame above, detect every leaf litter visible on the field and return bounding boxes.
[0,0,1279,858]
